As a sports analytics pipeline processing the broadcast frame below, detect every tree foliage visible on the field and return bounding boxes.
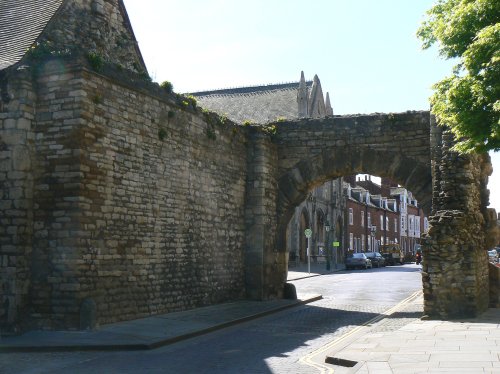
[417,0,500,153]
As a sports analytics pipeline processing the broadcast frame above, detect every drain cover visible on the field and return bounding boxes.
[325,356,358,367]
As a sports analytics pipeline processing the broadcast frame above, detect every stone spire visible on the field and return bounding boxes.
[325,92,333,115]
[308,74,326,118]
[297,71,308,118]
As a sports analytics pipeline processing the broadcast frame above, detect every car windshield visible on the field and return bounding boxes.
[352,253,364,258]
[365,252,374,258]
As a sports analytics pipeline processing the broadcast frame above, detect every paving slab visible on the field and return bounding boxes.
[299,291,500,374]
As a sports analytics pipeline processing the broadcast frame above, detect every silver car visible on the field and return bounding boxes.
[345,253,372,270]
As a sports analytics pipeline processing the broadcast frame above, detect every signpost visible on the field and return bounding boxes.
[333,241,340,269]
[305,229,312,273]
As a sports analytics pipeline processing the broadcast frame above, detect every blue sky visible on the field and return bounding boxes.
[123,0,499,212]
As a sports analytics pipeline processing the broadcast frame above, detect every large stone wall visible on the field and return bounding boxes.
[1,58,495,330]
[1,59,249,331]
[0,68,36,332]
[1,0,496,335]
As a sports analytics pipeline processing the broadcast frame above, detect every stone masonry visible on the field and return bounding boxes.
[0,0,496,332]
[2,57,250,331]
[422,119,493,318]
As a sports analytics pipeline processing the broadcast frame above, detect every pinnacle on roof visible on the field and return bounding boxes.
[297,71,308,118]
[308,74,326,118]
[325,92,333,115]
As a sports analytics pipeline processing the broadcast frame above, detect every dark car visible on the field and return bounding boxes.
[345,253,372,270]
[364,252,385,268]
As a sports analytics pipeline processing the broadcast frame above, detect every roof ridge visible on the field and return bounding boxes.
[189,80,313,96]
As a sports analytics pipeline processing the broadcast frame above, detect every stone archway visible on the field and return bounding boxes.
[243,111,493,319]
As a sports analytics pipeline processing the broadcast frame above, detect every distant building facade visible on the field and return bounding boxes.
[344,176,428,254]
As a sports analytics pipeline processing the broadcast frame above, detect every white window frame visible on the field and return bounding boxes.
[349,208,353,225]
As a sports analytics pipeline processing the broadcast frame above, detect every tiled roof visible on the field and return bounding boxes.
[190,81,312,124]
[0,0,63,70]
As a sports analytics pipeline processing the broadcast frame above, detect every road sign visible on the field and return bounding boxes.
[304,228,312,238]
[333,241,340,247]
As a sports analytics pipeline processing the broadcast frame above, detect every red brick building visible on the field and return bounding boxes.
[345,176,427,254]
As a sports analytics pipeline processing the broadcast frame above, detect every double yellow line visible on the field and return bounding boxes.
[299,290,423,373]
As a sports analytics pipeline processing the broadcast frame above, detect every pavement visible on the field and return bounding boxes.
[301,291,500,373]
[1,263,500,373]
[0,263,327,353]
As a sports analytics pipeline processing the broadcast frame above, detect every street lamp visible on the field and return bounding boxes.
[325,220,331,271]
[370,225,377,251]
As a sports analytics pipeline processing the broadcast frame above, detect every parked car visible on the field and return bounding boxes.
[488,249,499,263]
[346,253,372,270]
[364,252,385,268]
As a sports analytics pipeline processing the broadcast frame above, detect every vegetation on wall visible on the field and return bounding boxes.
[176,94,198,111]
[26,40,72,61]
[160,81,174,94]
[91,93,103,105]
[87,51,104,71]
[158,127,167,141]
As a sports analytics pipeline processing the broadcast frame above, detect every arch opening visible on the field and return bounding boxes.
[276,147,432,266]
